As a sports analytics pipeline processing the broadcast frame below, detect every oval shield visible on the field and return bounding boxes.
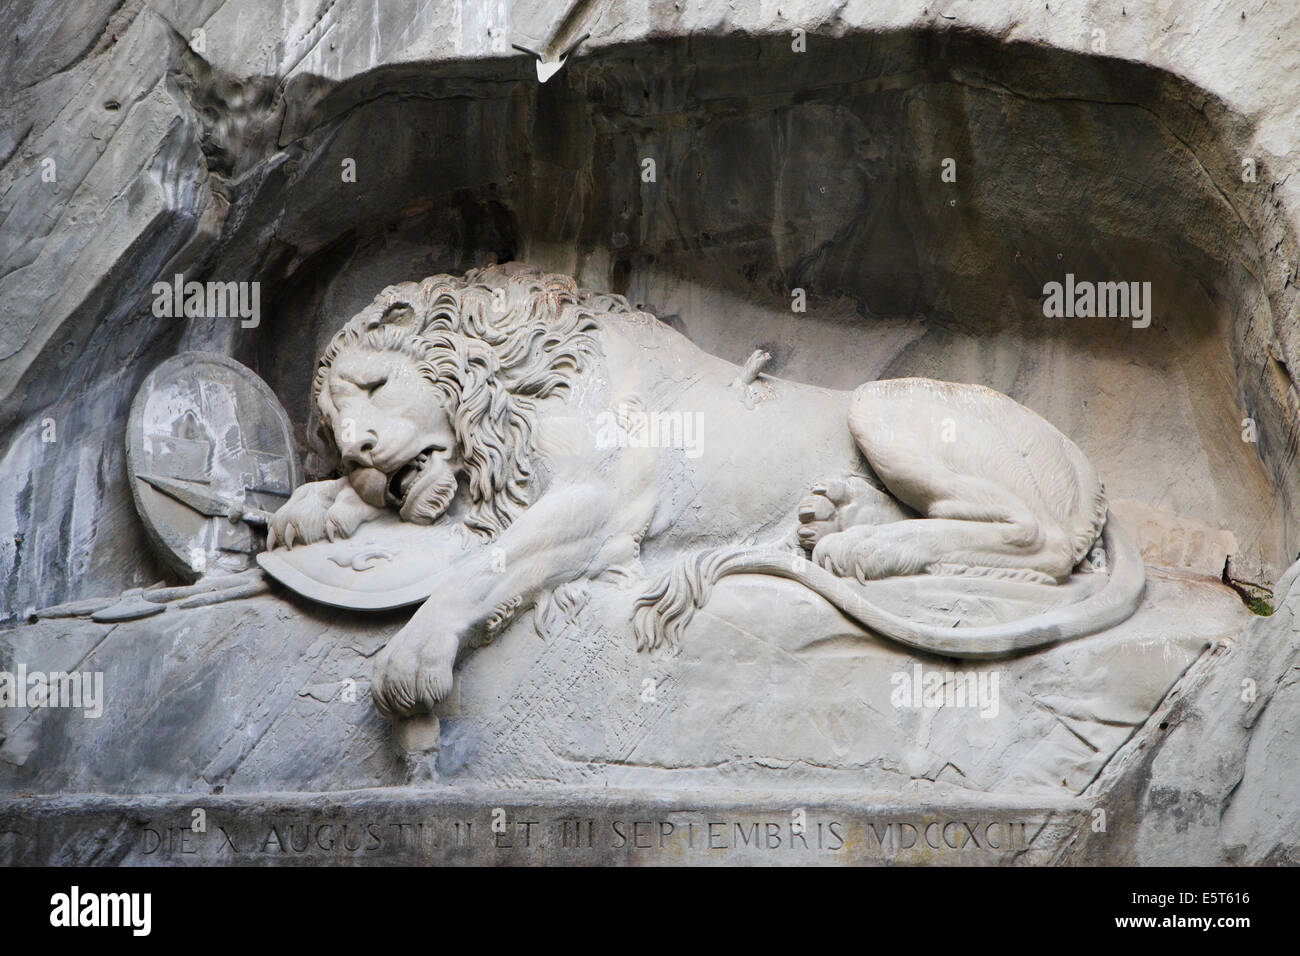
[126,352,301,581]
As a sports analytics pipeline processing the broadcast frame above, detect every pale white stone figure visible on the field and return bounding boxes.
[267,263,1143,718]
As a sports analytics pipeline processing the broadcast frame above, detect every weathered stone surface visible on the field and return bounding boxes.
[0,562,1247,798]
[1063,561,1300,866]
[0,585,401,794]
[1109,499,1241,580]
[0,556,1262,866]
[0,559,1283,866]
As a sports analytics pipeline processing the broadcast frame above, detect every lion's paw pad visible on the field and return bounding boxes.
[797,476,880,552]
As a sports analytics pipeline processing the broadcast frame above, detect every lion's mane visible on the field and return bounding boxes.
[312,263,643,537]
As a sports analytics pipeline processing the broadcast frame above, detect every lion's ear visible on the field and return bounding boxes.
[375,302,419,332]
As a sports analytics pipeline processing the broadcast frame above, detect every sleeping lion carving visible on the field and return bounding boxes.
[267,262,1144,719]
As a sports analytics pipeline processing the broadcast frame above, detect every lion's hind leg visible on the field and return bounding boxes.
[834,379,1088,583]
[810,477,1076,583]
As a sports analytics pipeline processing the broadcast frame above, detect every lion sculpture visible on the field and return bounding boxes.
[268,263,1144,718]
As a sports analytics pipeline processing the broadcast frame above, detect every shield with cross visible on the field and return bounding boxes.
[126,351,302,581]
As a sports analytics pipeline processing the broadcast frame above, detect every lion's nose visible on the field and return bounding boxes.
[340,433,377,468]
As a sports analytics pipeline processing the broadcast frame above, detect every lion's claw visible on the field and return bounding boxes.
[266,478,352,550]
[372,628,458,718]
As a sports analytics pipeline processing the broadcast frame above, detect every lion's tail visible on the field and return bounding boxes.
[632,512,1145,659]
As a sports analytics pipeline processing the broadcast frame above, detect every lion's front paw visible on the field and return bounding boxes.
[372,628,456,718]
[322,489,380,542]
[267,480,340,549]
[797,476,897,552]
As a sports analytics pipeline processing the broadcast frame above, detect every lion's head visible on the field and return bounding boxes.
[311,263,624,537]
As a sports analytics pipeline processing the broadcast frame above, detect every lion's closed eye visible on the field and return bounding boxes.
[337,375,386,398]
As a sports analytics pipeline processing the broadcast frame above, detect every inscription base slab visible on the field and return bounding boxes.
[0,789,1090,866]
